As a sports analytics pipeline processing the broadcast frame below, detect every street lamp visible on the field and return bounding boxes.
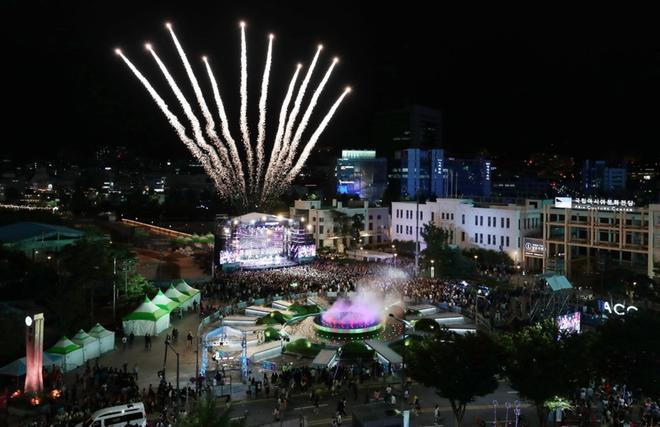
[164,340,181,412]
[389,313,413,410]
[430,259,435,279]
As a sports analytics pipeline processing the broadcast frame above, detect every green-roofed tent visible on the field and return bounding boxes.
[71,329,101,361]
[165,284,190,306]
[540,274,573,291]
[46,336,83,372]
[174,279,201,309]
[87,323,115,354]
[152,289,179,312]
[122,296,170,336]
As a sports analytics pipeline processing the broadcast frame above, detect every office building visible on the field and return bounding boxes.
[542,198,660,280]
[372,105,442,158]
[390,198,546,263]
[290,199,390,251]
[582,160,627,194]
[336,150,387,203]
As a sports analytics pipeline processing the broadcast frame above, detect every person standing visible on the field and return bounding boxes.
[434,404,440,425]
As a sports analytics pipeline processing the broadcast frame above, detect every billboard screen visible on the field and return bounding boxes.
[556,311,581,336]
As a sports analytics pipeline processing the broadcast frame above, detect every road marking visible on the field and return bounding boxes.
[294,403,328,410]
[507,391,518,394]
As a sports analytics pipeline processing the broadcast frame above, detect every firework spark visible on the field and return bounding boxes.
[116,22,349,211]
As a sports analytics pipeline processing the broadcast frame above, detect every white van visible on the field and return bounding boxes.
[78,402,147,427]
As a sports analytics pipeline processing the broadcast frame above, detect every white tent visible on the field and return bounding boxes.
[0,353,63,377]
[165,284,191,310]
[122,296,170,336]
[174,279,201,309]
[152,289,179,312]
[88,323,115,354]
[46,336,84,372]
[71,329,101,361]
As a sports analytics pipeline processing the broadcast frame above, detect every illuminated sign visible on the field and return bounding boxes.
[554,197,635,212]
[524,238,545,258]
[597,300,639,316]
[554,197,572,208]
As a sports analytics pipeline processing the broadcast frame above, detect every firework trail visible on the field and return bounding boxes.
[274,45,323,177]
[281,57,339,177]
[262,63,302,201]
[202,57,247,195]
[284,87,351,186]
[239,22,254,191]
[165,24,236,188]
[255,34,274,190]
[116,22,349,211]
[145,44,231,188]
[115,49,226,195]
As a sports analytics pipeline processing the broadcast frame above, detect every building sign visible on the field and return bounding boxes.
[554,197,573,208]
[597,299,639,316]
[554,197,635,212]
[524,238,545,258]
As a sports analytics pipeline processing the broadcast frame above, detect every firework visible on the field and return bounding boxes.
[116,22,349,211]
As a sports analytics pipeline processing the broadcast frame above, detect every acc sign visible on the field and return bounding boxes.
[600,301,638,316]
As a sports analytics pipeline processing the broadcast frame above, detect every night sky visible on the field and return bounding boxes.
[3,1,660,161]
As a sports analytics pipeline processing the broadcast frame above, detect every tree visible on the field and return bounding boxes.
[351,214,364,246]
[420,223,477,279]
[594,311,660,398]
[502,320,588,426]
[176,392,239,427]
[407,332,501,426]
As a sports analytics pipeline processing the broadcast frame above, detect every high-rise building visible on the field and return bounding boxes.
[389,149,491,199]
[335,150,387,202]
[444,156,492,198]
[581,160,627,194]
[372,105,442,158]
[389,148,444,199]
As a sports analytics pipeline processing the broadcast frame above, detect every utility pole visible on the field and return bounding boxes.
[113,257,117,322]
[164,341,181,413]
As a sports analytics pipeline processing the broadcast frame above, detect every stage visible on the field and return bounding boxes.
[216,212,315,271]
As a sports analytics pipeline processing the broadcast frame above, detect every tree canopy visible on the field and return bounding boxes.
[408,331,501,426]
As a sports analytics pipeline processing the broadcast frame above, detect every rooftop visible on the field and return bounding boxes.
[0,222,84,244]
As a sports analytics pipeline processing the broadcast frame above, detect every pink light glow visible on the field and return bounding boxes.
[321,297,381,329]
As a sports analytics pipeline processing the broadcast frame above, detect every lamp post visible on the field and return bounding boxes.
[389,313,412,410]
[492,400,498,426]
[430,259,435,279]
[164,340,181,413]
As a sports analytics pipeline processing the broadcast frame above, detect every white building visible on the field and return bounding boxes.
[390,198,548,263]
[290,199,390,251]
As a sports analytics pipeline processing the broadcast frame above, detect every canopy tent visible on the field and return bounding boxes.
[0,353,63,377]
[174,279,201,309]
[122,296,170,336]
[152,289,179,312]
[71,329,101,361]
[88,323,115,354]
[540,274,573,291]
[46,336,83,372]
[165,284,191,307]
